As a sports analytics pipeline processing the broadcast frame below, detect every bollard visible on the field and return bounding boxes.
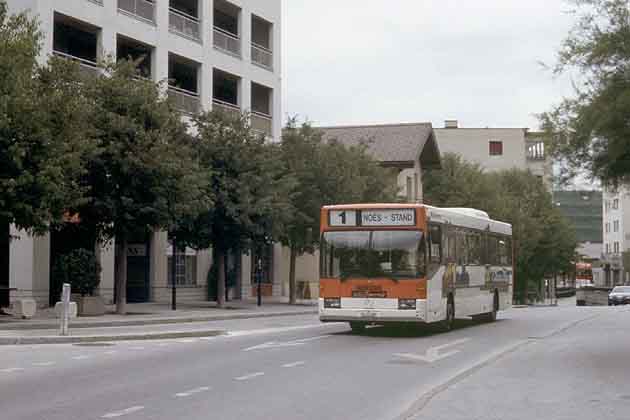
[60,283,71,336]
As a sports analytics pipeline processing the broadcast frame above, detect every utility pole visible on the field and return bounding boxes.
[171,239,177,311]
[256,257,263,307]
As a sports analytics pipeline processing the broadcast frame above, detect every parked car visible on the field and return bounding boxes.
[608,286,630,306]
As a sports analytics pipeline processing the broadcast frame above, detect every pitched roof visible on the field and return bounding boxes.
[319,123,441,169]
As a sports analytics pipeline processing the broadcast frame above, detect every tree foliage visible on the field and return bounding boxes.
[279,119,399,303]
[0,3,89,234]
[540,0,630,185]
[71,60,209,314]
[424,153,577,304]
[173,111,294,307]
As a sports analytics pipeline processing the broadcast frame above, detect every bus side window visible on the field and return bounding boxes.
[498,237,508,266]
[456,230,467,265]
[467,231,482,265]
[487,234,498,266]
[445,227,456,263]
[428,224,442,264]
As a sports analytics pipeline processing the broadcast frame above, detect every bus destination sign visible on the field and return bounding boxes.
[361,209,416,226]
[329,209,416,227]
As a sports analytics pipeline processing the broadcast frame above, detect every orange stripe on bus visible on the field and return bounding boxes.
[320,278,427,300]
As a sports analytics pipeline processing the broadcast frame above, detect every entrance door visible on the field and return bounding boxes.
[127,242,150,303]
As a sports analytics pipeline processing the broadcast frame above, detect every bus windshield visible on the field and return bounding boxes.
[321,230,425,280]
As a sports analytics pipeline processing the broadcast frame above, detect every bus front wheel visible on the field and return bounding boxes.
[349,322,366,334]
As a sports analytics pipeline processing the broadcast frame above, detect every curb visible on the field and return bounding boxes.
[0,329,226,346]
[0,309,318,331]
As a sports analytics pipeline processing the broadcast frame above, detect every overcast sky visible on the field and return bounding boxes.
[282,0,578,130]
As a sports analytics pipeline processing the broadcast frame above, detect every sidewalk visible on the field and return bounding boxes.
[0,300,318,344]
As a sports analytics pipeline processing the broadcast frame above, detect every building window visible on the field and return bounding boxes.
[406,177,413,202]
[614,220,619,232]
[489,141,503,156]
[613,199,619,209]
[614,242,620,253]
[606,243,610,254]
[414,174,419,201]
[167,247,197,286]
[606,223,610,233]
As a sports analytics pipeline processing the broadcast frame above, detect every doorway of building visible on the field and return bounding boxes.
[126,233,151,303]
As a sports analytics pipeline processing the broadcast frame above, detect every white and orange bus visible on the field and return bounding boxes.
[319,204,513,332]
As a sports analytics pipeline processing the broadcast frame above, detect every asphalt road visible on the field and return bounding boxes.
[1,304,628,420]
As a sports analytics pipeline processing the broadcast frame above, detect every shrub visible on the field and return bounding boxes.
[52,249,101,297]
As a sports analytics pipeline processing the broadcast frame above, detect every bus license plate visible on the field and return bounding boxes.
[360,311,377,318]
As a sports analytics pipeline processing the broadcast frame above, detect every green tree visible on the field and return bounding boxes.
[174,111,293,307]
[279,120,398,304]
[424,154,577,304]
[71,60,209,314]
[0,2,91,291]
[540,0,630,185]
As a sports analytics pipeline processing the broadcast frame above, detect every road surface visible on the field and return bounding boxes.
[1,304,628,420]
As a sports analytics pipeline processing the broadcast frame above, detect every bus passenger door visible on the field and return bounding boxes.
[427,224,447,323]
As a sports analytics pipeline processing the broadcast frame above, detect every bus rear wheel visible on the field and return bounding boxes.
[477,291,499,322]
[349,322,366,334]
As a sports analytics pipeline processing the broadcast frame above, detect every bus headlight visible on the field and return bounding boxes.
[398,299,417,310]
[324,298,341,308]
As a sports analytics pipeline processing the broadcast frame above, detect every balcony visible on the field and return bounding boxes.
[212,99,241,120]
[251,43,272,70]
[168,86,200,115]
[53,13,100,78]
[251,15,273,70]
[213,27,241,57]
[213,68,240,119]
[526,140,545,161]
[117,35,153,79]
[53,51,99,78]
[214,0,241,58]
[251,82,273,137]
[169,8,201,42]
[169,53,200,114]
[87,0,104,5]
[251,112,272,137]
[118,0,156,24]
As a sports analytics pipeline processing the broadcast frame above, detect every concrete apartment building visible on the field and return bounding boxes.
[4,0,282,308]
[434,120,551,184]
[602,186,630,286]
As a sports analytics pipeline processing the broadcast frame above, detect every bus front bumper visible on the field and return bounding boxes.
[319,298,427,323]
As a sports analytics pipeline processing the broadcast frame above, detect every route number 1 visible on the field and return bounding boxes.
[330,210,357,226]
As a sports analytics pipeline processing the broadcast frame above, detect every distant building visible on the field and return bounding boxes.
[320,123,442,202]
[602,185,630,286]
[434,120,552,187]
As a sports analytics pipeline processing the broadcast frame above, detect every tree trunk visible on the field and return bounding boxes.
[289,246,297,305]
[115,236,128,315]
[216,248,226,308]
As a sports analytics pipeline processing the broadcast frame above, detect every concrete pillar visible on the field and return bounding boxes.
[9,226,50,307]
[150,231,169,301]
[241,253,252,299]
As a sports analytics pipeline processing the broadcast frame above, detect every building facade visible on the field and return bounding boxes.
[602,185,630,286]
[434,120,551,185]
[5,0,282,308]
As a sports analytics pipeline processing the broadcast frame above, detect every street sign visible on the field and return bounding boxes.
[361,209,416,226]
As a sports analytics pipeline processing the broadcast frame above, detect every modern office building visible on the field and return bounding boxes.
[4,0,282,308]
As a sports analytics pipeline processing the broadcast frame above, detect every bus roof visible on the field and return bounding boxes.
[322,203,512,235]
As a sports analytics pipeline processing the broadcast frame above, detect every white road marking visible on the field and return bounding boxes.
[282,361,306,368]
[176,339,197,344]
[0,367,25,373]
[198,337,218,341]
[393,338,471,363]
[72,355,90,360]
[101,406,145,418]
[104,350,118,355]
[243,335,331,352]
[228,324,334,338]
[158,343,171,347]
[235,372,265,381]
[174,386,211,397]
[32,362,56,367]
[129,346,145,351]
